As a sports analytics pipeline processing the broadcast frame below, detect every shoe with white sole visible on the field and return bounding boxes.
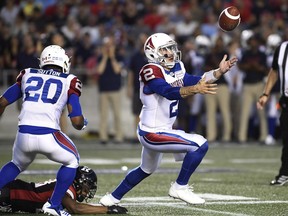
[42,201,71,216]
[265,135,276,145]
[169,182,205,204]
[100,193,120,206]
[270,175,288,186]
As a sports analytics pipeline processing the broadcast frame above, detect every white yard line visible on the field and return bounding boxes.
[34,158,214,165]
[231,159,278,164]
[206,200,288,205]
[114,200,288,216]
[94,195,288,216]
[114,202,252,216]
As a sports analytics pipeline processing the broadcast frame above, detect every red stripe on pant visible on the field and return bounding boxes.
[53,131,78,156]
[145,133,190,144]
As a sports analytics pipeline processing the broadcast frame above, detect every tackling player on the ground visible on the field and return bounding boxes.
[100,33,237,206]
[0,45,88,216]
[0,166,127,214]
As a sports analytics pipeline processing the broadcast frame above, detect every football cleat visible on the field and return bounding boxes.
[99,193,120,206]
[42,201,71,216]
[265,135,276,145]
[270,175,288,186]
[169,182,205,204]
[0,205,12,213]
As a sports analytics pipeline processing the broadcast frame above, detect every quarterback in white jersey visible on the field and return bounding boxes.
[139,61,188,131]
[100,33,237,206]
[0,45,87,216]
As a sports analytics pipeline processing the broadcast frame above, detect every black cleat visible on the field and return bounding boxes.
[270,175,288,186]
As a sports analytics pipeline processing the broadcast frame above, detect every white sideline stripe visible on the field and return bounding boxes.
[96,195,287,216]
[115,194,257,202]
[34,158,214,165]
[101,199,288,216]
[199,194,257,200]
[206,200,288,205]
[34,157,279,165]
[231,159,278,163]
[148,203,250,216]
[121,200,288,207]
[116,202,251,216]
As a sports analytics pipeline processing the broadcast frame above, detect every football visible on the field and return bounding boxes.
[218,6,241,32]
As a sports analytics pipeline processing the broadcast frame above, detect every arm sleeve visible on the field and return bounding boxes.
[2,83,22,104]
[183,73,202,86]
[68,94,83,117]
[271,45,280,71]
[147,78,182,100]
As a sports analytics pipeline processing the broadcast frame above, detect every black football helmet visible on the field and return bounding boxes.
[73,166,97,202]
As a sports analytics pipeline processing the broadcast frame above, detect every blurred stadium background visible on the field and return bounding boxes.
[0,83,135,140]
[0,0,287,142]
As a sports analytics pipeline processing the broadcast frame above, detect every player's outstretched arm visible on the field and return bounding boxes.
[214,55,238,79]
[202,54,238,84]
[180,77,218,98]
[62,195,128,214]
[0,96,9,117]
[0,83,22,116]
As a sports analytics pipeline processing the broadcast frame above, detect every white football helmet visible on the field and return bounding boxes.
[240,30,254,49]
[195,35,212,56]
[144,33,181,69]
[39,45,71,74]
[266,34,282,55]
[267,34,282,48]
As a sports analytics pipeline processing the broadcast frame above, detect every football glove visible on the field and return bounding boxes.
[0,205,12,213]
[81,117,88,130]
[107,205,128,214]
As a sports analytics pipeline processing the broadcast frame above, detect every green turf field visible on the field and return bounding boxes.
[0,139,287,216]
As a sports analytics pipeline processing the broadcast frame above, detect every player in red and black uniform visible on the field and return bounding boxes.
[0,166,127,214]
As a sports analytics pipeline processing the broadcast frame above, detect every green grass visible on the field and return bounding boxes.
[0,139,288,216]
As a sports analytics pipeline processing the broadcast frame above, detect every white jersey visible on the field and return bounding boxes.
[16,68,82,130]
[139,62,185,132]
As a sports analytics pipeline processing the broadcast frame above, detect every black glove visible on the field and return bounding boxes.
[107,205,128,214]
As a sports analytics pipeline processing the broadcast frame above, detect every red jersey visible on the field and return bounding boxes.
[1,179,76,213]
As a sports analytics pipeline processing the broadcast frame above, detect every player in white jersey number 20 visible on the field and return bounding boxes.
[0,45,88,216]
[100,33,238,206]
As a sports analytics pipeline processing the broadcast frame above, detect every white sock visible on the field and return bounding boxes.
[173,182,187,190]
[110,194,120,202]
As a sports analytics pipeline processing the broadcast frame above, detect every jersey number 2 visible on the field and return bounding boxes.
[24,76,62,104]
[170,101,178,118]
[142,68,155,81]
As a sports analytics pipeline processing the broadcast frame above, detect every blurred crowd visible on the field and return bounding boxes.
[0,0,287,144]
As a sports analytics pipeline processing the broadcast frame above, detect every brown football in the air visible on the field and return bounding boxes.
[218,6,241,32]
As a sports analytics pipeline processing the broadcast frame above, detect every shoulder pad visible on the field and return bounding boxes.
[140,63,164,84]
[68,77,82,97]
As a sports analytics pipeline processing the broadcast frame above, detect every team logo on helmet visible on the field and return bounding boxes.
[145,37,155,51]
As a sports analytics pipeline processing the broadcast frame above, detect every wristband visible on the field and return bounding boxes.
[261,93,269,97]
[202,69,218,83]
